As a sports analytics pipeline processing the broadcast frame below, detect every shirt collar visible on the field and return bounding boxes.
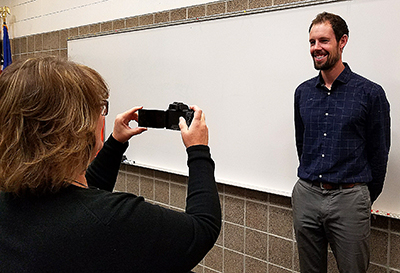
[314,63,352,88]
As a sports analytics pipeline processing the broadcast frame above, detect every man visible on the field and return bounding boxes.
[292,12,390,273]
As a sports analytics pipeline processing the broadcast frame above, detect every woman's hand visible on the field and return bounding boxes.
[112,106,147,143]
[179,105,209,148]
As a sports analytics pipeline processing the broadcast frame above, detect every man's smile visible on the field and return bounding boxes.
[313,52,327,62]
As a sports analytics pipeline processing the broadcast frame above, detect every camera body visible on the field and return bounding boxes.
[138,102,194,130]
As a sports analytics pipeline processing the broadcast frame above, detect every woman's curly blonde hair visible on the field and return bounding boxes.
[0,57,109,196]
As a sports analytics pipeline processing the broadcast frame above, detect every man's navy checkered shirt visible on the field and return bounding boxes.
[294,63,390,202]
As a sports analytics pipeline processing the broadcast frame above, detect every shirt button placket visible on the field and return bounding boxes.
[321,92,330,176]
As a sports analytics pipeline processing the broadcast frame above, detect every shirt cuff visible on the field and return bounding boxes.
[187,145,214,168]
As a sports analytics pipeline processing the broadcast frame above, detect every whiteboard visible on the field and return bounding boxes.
[68,0,400,218]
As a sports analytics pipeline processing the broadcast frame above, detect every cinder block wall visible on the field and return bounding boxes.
[10,1,400,272]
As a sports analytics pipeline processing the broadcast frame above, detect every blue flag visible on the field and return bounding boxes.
[3,23,12,70]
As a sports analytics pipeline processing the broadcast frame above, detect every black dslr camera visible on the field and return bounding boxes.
[138,102,194,130]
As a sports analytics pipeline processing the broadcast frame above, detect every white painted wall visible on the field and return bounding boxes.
[0,0,212,37]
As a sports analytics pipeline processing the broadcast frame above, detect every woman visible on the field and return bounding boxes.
[0,57,221,272]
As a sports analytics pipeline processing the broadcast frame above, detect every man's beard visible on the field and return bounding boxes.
[313,48,340,71]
